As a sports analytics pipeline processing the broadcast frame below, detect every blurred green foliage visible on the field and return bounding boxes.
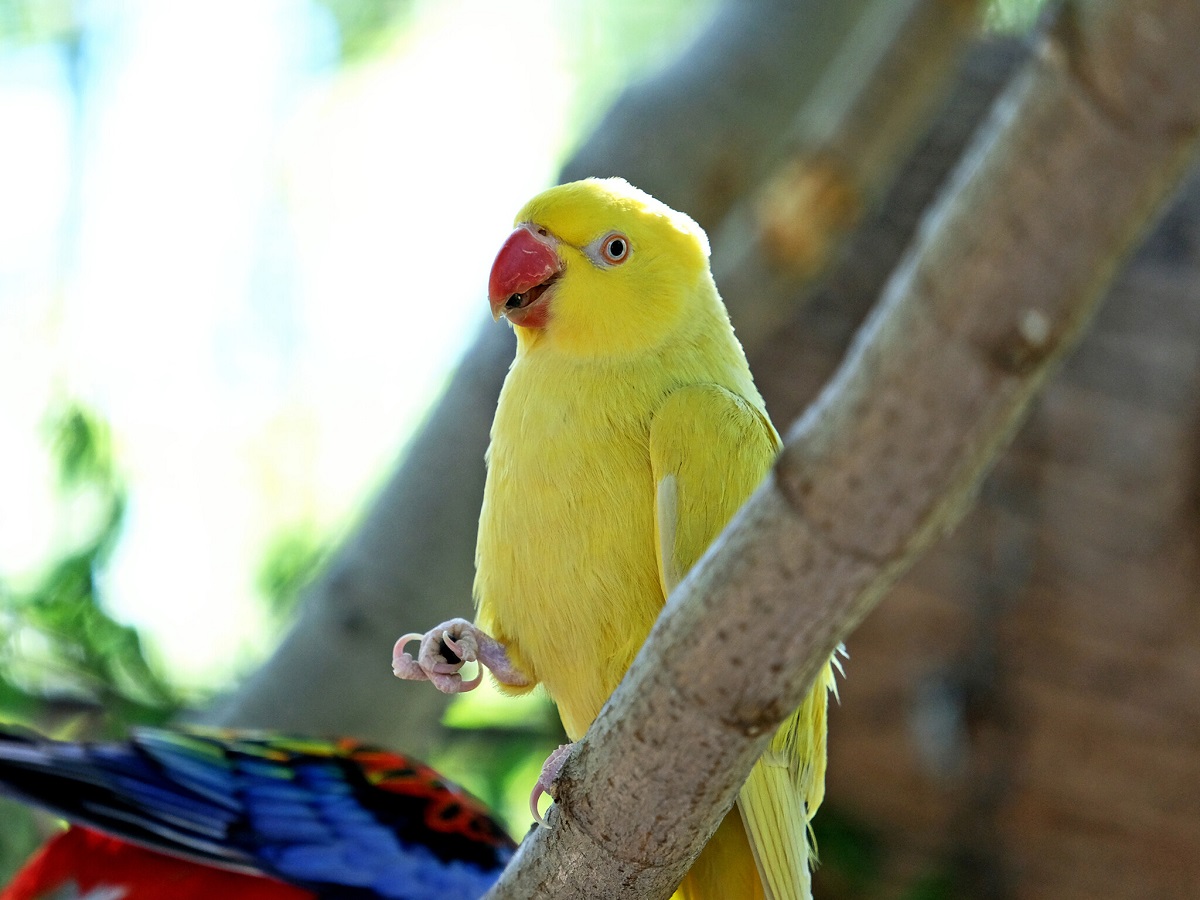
[986,0,1051,32]
[811,807,885,897]
[0,404,182,733]
[0,0,77,46]
[313,0,415,60]
[0,0,414,57]
[439,684,565,832]
[0,796,41,888]
[901,870,959,900]
[256,524,330,624]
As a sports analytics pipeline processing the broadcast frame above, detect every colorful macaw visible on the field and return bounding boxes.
[0,726,515,900]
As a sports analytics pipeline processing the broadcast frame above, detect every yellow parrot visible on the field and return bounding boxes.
[394,178,837,900]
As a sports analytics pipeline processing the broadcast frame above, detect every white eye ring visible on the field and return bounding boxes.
[600,233,630,264]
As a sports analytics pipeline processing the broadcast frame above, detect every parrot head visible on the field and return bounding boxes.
[488,178,712,356]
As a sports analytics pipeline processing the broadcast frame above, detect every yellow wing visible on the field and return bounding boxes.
[649,384,779,595]
[650,383,833,900]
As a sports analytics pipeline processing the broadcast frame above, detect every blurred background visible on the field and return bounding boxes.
[0,0,731,873]
[14,2,1196,898]
[0,0,725,699]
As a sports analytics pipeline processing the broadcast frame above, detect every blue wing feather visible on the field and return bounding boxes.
[0,725,516,899]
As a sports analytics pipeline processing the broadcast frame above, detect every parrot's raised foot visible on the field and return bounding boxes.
[392,618,531,694]
[529,741,576,826]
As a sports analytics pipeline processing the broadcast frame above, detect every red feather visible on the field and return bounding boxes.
[1,827,313,900]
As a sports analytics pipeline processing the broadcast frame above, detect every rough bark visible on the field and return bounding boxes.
[484,0,1200,895]
[815,228,1200,898]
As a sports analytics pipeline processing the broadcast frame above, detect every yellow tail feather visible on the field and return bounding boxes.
[673,808,767,900]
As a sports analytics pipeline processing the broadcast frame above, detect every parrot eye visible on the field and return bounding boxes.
[601,233,630,264]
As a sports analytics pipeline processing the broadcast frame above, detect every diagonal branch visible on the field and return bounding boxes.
[484,0,1200,896]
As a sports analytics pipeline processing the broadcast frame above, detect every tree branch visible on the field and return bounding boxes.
[715,0,986,351]
[485,0,1200,895]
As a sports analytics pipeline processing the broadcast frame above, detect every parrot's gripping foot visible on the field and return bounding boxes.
[392,618,531,694]
[529,741,576,826]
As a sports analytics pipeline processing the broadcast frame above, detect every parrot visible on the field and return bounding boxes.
[0,725,515,900]
[393,177,838,900]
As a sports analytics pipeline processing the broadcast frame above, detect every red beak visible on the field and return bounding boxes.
[488,226,561,328]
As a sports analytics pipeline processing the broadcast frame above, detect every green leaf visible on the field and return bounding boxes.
[256,525,330,621]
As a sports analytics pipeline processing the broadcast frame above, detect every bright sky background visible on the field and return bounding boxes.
[0,0,715,690]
